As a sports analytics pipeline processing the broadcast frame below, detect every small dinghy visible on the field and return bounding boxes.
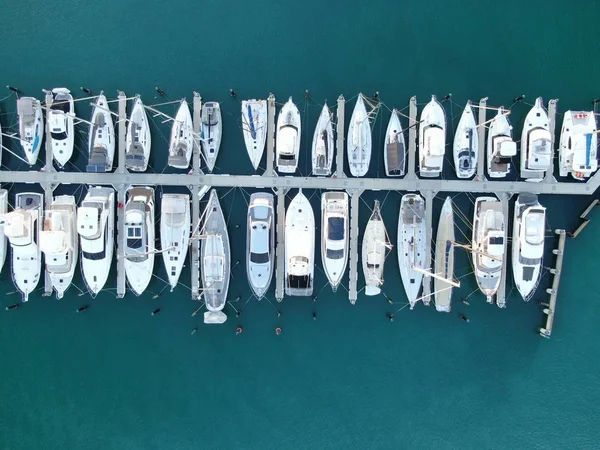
[384,109,405,176]
[201,102,222,172]
[347,94,372,177]
[276,97,301,174]
[87,92,115,172]
[361,200,389,297]
[168,100,194,169]
[312,103,334,176]
[125,96,151,172]
[453,101,478,179]
[241,99,268,170]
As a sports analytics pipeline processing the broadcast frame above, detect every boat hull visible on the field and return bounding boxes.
[361,200,387,298]
[347,94,371,177]
[434,197,455,312]
[246,193,275,299]
[312,104,334,176]
[384,109,405,177]
[453,101,478,179]
[160,194,191,290]
[242,100,268,170]
[398,194,426,307]
[321,192,349,291]
[285,190,315,296]
[276,98,301,174]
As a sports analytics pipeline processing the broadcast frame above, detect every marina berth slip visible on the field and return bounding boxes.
[312,103,334,176]
[285,189,315,296]
[200,102,222,172]
[520,97,552,181]
[241,99,268,170]
[160,194,190,291]
[246,193,275,300]
[487,107,516,178]
[472,196,506,305]
[347,94,372,177]
[77,187,114,297]
[558,111,598,180]
[87,92,115,173]
[384,109,406,177]
[201,189,230,324]
[276,97,301,174]
[321,191,349,292]
[453,100,478,179]
[16,96,44,165]
[47,88,75,169]
[0,193,44,302]
[125,96,151,172]
[0,190,7,273]
[433,197,455,312]
[362,200,389,296]
[167,100,194,169]
[418,95,446,177]
[123,186,155,296]
[512,193,546,301]
[40,195,78,299]
[398,194,427,308]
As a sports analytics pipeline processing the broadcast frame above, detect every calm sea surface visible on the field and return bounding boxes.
[0,0,599,449]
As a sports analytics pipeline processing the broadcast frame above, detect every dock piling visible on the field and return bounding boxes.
[190,93,203,299]
[539,229,566,338]
[545,99,559,183]
[476,97,488,181]
[335,95,346,178]
[274,188,287,302]
[347,189,363,304]
[421,190,435,302]
[264,94,276,177]
[495,192,511,308]
[406,96,417,179]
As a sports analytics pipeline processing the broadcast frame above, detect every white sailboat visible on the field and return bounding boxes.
[167,100,194,169]
[434,197,455,312]
[201,102,222,172]
[17,97,44,165]
[285,189,315,296]
[87,92,115,173]
[312,103,334,176]
[246,193,275,299]
[160,193,190,290]
[520,97,552,181]
[487,107,516,178]
[201,189,230,324]
[361,200,389,297]
[399,194,427,308]
[453,101,478,178]
[77,186,114,297]
[276,97,301,174]
[384,109,405,177]
[321,192,349,292]
[419,95,446,177]
[1,193,44,301]
[125,96,151,172]
[347,94,371,177]
[241,99,268,170]
[48,88,75,169]
[512,194,546,301]
[0,189,8,273]
[124,186,155,296]
[558,111,598,180]
[39,195,77,299]
[472,196,505,304]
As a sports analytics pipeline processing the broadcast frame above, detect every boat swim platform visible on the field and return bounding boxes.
[539,229,566,339]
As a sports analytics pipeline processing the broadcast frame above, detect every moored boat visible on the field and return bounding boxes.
[201,102,222,172]
[347,94,371,177]
[87,92,115,172]
[168,100,194,169]
[17,96,44,165]
[487,107,516,178]
[160,193,190,290]
[419,95,446,177]
[48,88,75,169]
[241,99,268,170]
[558,111,598,180]
[321,191,349,292]
[246,193,275,299]
[361,200,389,297]
[398,194,427,308]
[312,103,334,176]
[285,189,315,296]
[520,97,552,181]
[276,97,301,174]
[125,96,151,172]
[453,100,478,179]
[384,109,406,177]
[434,197,455,312]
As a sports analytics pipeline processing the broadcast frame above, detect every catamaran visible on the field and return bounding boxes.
[125,96,151,172]
[434,197,455,312]
[419,95,446,177]
[384,109,405,177]
[487,107,516,178]
[472,196,505,304]
[246,193,275,299]
[312,103,334,176]
[558,111,598,180]
[77,186,114,297]
[512,194,546,301]
[399,194,427,308]
[285,189,315,296]
[201,189,230,324]
[17,96,44,165]
[520,97,552,181]
[124,186,155,295]
[241,99,267,170]
[201,102,222,172]
[167,100,194,169]
[453,101,478,178]
[362,200,389,297]
[0,190,7,273]
[276,97,301,174]
[321,192,349,292]
[1,193,44,302]
[39,195,77,299]
[48,88,75,169]
[160,193,190,290]
[348,94,371,177]
[87,92,115,172]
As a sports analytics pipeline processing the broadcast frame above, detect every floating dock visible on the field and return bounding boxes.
[539,230,566,338]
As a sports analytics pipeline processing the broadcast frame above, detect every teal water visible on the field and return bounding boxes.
[1,1,600,449]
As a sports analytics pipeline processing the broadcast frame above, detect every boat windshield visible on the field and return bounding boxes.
[524,212,544,245]
[127,226,143,249]
[250,252,269,264]
[51,100,70,113]
[326,248,344,260]
[327,217,345,241]
[51,131,68,140]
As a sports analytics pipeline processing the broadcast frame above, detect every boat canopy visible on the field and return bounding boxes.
[278,126,298,155]
[3,211,31,245]
[40,230,68,254]
[481,231,504,269]
[77,205,102,239]
[163,198,188,227]
[425,126,445,156]
[522,210,545,259]
[527,129,552,170]
[494,137,517,157]
[289,255,310,275]
[17,98,36,123]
